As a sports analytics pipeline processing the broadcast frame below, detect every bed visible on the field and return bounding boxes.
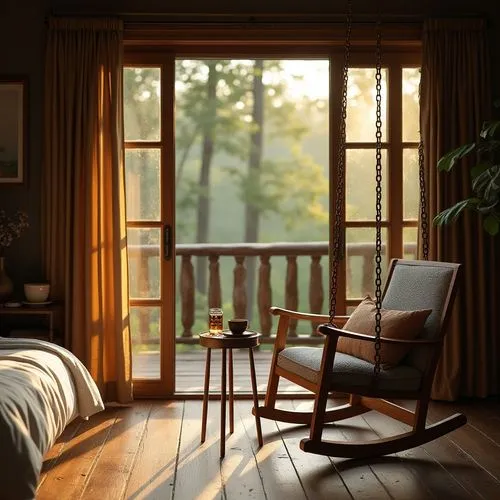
[0,337,105,500]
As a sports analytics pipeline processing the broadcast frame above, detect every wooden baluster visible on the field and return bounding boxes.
[309,255,324,336]
[208,255,222,308]
[285,255,298,337]
[346,250,352,301]
[139,251,150,344]
[362,248,375,297]
[180,255,194,338]
[258,255,272,336]
[233,256,247,319]
[138,309,150,345]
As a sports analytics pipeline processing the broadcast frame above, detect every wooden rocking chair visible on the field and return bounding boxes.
[255,259,465,458]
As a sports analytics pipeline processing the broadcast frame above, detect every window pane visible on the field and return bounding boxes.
[127,228,161,299]
[403,148,419,220]
[346,68,387,142]
[125,149,161,221]
[346,149,387,221]
[175,58,330,246]
[402,68,421,142]
[346,227,388,299]
[124,67,161,141]
[403,227,418,259]
[131,306,160,379]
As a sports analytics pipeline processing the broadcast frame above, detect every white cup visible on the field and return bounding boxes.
[24,283,50,303]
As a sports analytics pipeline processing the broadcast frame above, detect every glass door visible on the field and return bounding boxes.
[123,59,176,397]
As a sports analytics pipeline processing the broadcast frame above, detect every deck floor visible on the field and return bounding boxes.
[133,348,305,393]
[38,398,500,499]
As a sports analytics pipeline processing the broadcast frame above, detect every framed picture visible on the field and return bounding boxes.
[0,77,27,183]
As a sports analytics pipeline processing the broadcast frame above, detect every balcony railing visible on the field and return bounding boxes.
[128,241,417,347]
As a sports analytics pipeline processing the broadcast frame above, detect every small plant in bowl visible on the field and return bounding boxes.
[228,319,248,335]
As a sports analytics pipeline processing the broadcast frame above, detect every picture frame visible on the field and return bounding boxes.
[0,77,28,183]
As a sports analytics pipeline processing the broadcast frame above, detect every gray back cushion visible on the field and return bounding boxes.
[382,262,454,371]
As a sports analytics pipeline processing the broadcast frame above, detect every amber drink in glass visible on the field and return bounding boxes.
[208,307,223,334]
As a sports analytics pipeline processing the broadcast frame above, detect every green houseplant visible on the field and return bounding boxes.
[434,115,500,236]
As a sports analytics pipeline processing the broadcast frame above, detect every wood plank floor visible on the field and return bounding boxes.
[135,348,306,393]
[37,398,500,500]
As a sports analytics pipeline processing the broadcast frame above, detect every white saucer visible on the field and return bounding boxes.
[22,301,53,307]
[4,302,22,308]
[222,330,257,337]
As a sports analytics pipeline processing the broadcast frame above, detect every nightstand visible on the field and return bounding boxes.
[0,302,64,346]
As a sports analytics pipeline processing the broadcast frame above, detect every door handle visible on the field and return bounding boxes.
[163,224,172,260]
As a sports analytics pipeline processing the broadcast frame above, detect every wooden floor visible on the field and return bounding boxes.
[38,398,500,500]
[135,348,305,393]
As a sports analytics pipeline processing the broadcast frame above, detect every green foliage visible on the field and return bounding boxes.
[433,198,481,225]
[434,116,500,236]
[174,59,329,241]
[437,143,477,172]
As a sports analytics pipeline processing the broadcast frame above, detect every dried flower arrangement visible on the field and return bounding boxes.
[0,210,29,256]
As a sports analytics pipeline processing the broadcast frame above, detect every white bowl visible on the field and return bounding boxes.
[24,283,50,303]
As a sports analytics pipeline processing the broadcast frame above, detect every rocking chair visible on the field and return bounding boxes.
[255,259,465,458]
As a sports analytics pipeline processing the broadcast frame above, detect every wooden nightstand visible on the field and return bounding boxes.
[0,302,64,346]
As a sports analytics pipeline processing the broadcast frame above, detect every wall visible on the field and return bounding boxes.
[0,0,49,296]
[0,0,499,298]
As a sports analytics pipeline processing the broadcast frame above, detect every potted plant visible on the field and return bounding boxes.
[434,114,500,236]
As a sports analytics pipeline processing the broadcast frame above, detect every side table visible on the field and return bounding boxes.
[0,302,64,345]
[199,331,263,459]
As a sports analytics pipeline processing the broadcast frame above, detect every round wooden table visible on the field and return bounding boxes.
[199,331,263,459]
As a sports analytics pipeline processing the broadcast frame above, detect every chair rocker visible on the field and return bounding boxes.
[255,259,465,459]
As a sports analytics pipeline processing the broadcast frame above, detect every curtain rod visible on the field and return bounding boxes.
[47,11,424,24]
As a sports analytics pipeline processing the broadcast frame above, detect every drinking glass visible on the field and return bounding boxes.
[208,307,223,334]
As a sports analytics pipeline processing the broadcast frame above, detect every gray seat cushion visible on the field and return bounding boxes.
[277,347,422,392]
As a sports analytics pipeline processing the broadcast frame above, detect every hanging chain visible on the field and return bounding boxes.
[373,18,383,377]
[418,79,429,260]
[329,0,352,325]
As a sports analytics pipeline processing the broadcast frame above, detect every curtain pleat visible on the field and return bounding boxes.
[421,18,500,400]
[42,17,132,403]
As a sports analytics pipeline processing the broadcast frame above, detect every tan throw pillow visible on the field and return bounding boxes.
[337,296,432,368]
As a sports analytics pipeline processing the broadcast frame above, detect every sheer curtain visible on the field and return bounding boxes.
[42,17,132,402]
[421,18,500,400]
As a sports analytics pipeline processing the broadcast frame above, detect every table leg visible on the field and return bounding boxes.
[201,348,211,443]
[249,347,263,447]
[221,347,227,459]
[229,348,234,434]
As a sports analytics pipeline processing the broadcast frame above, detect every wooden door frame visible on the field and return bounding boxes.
[124,53,176,398]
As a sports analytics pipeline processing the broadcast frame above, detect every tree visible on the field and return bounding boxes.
[175,60,252,292]
[228,60,329,316]
[244,59,264,316]
[226,60,329,231]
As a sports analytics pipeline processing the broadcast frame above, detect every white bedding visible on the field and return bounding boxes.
[0,337,104,500]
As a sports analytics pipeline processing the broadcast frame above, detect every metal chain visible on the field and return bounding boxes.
[373,18,383,377]
[418,78,429,260]
[329,0,352,325]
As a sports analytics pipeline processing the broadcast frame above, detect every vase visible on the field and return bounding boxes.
[0,257,13,303]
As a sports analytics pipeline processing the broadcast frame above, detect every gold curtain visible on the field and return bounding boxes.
[42,17,132,402]
[421,18,500,400]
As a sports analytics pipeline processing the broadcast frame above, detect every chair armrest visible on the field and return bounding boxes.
[270,307,330,323]
[317,323,441,345]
